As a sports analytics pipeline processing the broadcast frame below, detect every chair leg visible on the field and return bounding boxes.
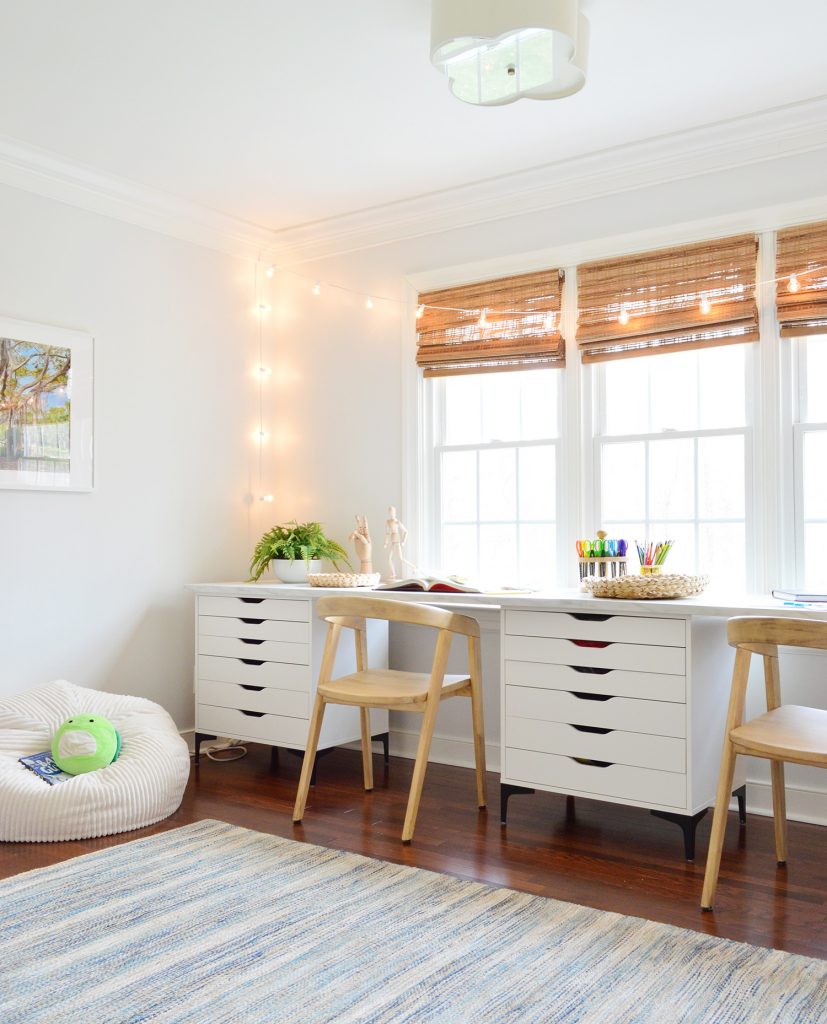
[401,699,440,843]
[293,694,326,823]
[701,742,738,910]
[469,678,487,809]
[360,707,373,792]
[770,760,788,865]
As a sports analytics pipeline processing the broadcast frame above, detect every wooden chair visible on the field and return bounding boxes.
[701,616,827,910]
[292,596,486,842]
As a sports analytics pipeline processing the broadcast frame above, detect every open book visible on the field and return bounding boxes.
[375,576,481,594]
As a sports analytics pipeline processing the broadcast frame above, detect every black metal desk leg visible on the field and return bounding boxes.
[372,731,390,765]
[500,783,535,824]
[650,807,709,861]
[193,732,216,766]
[733,783,747,825]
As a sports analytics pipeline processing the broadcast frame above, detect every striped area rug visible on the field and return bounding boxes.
[1,820,824,1023]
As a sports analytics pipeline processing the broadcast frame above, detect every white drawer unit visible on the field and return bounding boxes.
[500,608,740,860]
[193,591,390,767]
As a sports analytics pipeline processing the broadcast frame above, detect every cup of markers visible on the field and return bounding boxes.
[576,533,628,583]
[637,540,673,576]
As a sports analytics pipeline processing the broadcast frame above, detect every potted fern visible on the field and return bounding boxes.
[249,520,351,583]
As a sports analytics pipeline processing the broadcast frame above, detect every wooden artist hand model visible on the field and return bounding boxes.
[348,515,373,574]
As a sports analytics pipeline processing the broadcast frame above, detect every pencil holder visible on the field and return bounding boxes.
[640,565,664,576]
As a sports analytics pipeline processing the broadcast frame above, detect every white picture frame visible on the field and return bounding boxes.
[0,316,94,492]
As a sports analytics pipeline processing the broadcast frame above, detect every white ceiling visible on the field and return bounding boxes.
[0,0,825,234]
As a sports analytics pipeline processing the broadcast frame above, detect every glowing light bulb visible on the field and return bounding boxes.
[257,303,270,314]
[700,296,712,315]
[543,313,556,332]
[253,429,269,442]
[788,274,801,293]
[265,265,275,278]
[479,309,488,328]
[366,296,374,310]
[257,366,272,377]
[618,305,630,326]
[313,282,321,296]
[416,304,425,319]
[259,494,274,503]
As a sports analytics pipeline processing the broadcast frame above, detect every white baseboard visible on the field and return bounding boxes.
[742,780,827,826]
[388,727,501,774]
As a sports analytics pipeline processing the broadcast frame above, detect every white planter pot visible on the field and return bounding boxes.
[272,558,321,583]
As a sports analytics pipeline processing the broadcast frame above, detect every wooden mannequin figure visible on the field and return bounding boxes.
[384,505,416,580]
[348,515,373,574]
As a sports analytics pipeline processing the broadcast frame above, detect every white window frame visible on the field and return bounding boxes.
[790,337,827,587]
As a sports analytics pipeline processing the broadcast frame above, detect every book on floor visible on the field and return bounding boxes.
[19,751,73,785]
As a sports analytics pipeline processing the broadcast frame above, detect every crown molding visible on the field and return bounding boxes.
[0,135,276,262]
[269,95,827,264]
[0,95,826,267]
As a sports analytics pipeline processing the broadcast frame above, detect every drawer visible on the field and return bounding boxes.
[198,635,310,665]
[198,679,308,718]
[503,635,685,675]
[505,748,686,809]
[505,660,686,703]
[506,717,686,773]
[199,596,310,622]
[196,705,309,746]
[505,685,686,737]
[505,610,685,647]
[198,655,311,692]
[199,615,310,644]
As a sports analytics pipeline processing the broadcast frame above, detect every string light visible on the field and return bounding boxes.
[265,265,276,278]
[259,494,274,502]
[416,304,425,318]
[257,366,271,377]
[257,302,270,313]
[618,305,630,326]
[366,296,374,310]
[543,312,556,331]
[479,309,488,328]
[700,296,712,314]
[788,274,801,293]
[313,282,321,296]
[254,429,268,442]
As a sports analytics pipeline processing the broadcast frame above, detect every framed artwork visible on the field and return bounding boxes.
[0,317,93,492]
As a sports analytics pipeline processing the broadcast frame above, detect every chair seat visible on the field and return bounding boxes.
[319,668,471,707]
[730,704,827,766]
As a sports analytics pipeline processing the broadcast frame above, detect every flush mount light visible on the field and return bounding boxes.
[430,0,589,106]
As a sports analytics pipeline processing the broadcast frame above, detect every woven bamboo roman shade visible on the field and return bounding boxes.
[776,221,827,336]
[576,234,759,363]
[416,269,564,377]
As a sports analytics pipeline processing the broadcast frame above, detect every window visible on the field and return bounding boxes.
[792,336,827,588]
[594,345,751,586]
[430,369,561,588]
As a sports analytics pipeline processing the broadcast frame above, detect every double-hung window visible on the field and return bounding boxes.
[778,220,827,588]
[579,234,759,588]
[417,270,564,588]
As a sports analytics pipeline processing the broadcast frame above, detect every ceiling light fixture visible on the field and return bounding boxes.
[430,0,589,107]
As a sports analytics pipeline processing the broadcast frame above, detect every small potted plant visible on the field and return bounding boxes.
[249,520,351,583]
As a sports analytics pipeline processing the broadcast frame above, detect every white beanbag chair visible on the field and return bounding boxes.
[0,680,190,842]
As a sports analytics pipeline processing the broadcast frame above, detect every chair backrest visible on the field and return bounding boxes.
[316,594,480,638]
[728,616,827,655]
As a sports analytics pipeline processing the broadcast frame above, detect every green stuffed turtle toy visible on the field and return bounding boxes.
[51,715,122,775]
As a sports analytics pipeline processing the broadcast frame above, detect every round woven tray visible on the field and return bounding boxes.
[307,572,381,589]
[584,573,709,600]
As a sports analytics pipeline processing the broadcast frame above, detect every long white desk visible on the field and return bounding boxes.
[187,582,826,859]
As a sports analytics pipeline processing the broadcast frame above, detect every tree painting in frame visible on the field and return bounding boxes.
[0,317,93,491]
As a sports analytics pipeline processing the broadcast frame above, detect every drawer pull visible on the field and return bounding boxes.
[240,710,265,717]
[570,691,614,702]
[572,757,613,768]
[240,684,265,692]
[571,724,613,735]
[239,658,265,666]
[239,617,265,625]
[569,613,612,622]
[569,639,611,649]
[240,598,265,604]
[570,666,611,675]
[240,638,265,645]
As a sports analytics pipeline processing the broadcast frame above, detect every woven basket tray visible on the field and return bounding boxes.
[584,573,709,600]
[307,572,381,589]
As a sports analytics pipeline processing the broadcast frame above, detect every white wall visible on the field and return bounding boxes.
[0,185,276,727]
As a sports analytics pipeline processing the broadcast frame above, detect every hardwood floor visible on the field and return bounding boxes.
[2,744,825,960]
